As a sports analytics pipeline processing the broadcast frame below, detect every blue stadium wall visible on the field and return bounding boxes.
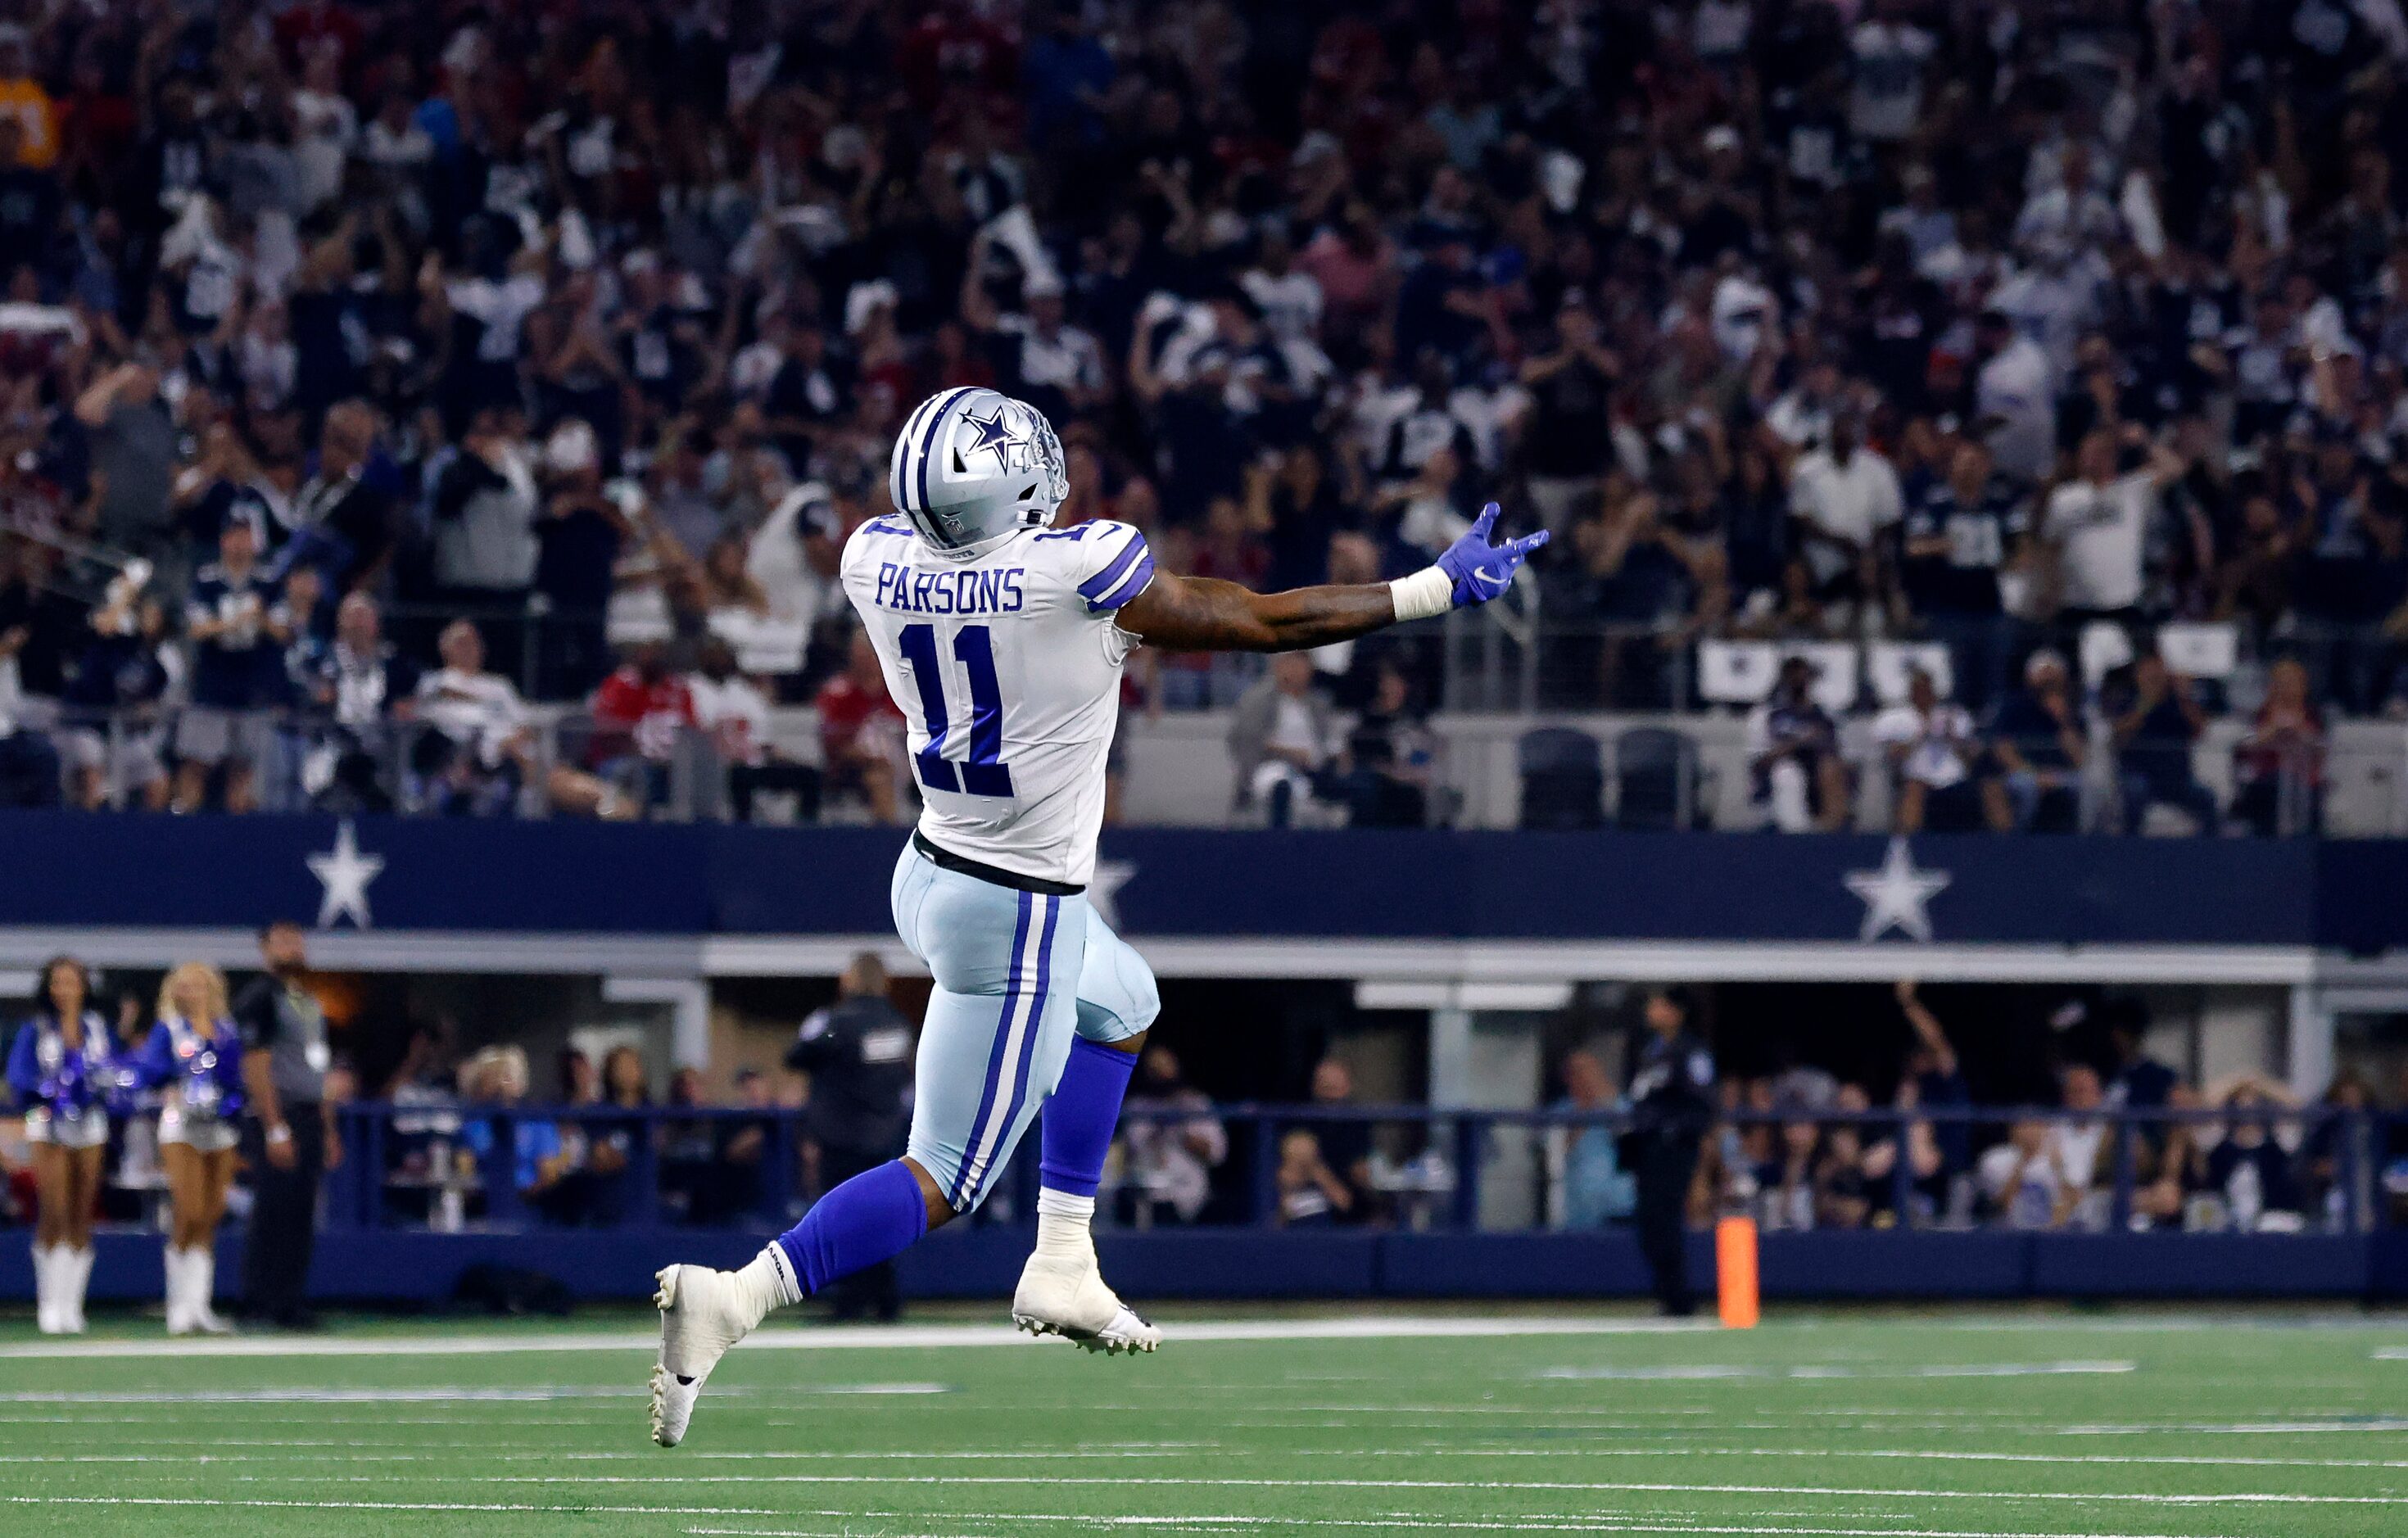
[9,1228,2408,1306]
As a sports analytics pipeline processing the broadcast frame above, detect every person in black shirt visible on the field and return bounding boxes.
[2107,654,2220,834]
[1519,294,1618,537]
[532,419,626,699]
[1987,649,2088,832]
[1899,441,2024,709]
[785,955,916,1321]
[1626,988,1713,1317]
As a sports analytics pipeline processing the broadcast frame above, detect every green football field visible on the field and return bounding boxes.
[3,1304,2407,1536]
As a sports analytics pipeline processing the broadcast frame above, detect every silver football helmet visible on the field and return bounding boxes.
[887,387,1069,555]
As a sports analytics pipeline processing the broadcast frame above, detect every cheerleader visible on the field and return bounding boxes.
[4,957,114,1335]
[134,963,243,1335]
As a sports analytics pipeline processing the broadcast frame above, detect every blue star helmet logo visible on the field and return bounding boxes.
[961,405,1023,468]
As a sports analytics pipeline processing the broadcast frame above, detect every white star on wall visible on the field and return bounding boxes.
[1843,837,1951,943]
[307,821,386,930]
[1089,860,1137,930]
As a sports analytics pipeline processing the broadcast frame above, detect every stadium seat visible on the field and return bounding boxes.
[1696,640,1780,703]
[1516,726,1606,829]
[1613,726,1699,830]
[2157,622,2239,679]
[1866,641,1955,705]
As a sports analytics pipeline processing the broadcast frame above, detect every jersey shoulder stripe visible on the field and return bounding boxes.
[1075,526,1152,613]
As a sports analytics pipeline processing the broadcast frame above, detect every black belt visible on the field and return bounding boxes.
[912,831,1084,896]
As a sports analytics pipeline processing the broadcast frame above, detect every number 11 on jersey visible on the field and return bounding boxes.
[897,622,1015,797]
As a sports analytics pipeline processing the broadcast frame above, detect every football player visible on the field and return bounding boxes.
[650,387,1543,1445]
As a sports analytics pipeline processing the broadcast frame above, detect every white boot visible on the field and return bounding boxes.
[187,1246,229,1335]
[163,1247,192,1336]
[1011,1190,1159,1355]
[32,1245,60,1335]
[61,1246,93,1334]
[650,1248,793,1448]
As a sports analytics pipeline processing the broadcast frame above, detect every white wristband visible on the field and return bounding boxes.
[1388,566,1453,622]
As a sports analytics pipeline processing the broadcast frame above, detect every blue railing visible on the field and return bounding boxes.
[319,1101,2408,1237]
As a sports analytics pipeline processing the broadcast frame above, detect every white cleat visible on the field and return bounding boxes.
[650,1264,754,1447]
[1011,1253,1161,1355]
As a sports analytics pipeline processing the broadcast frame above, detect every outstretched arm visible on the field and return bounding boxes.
[1117,503,1546,654]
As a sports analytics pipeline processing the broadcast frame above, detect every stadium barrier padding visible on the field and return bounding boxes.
[2,809,2401,947]
[7,1227,2406,1306]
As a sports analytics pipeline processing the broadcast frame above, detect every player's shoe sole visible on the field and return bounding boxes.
[1012,1305,1161,1354]
[650,1264,754,1448]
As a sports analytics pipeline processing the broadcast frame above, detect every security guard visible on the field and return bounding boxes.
[1625,987,1713,1317]
[785,953,916,1320]
[236,921,338,1329]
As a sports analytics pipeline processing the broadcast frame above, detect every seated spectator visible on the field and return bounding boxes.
[586,641,696,812]
[1275,1128,1352,1227]
[1117,1045,1227,1227]
[301,593,418,814]
[1229,652,1338,826]
[813,630,904,824]
[2229,656,2324,836]
[2301,1072,2375,1226]
[2107,654,2220,835]
[1301,1056,1376,1225]
[1324,663,1437,828]
[1813,1097,1878,1230]
[1761,1113,1822,1231]
[174,522,290,815]
[2202,1075,2304,1230]
[1744,655,1849,832]
[408,620,538,817]
[1872,667,2010,832]
[688,638,818,823]
[455,1045,574,1224]
[1547,1048,1634,1229]
[1987,649,2087,832]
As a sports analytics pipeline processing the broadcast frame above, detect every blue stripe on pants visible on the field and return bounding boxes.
[966,894,1057,1206]
[947,889,1032,1208]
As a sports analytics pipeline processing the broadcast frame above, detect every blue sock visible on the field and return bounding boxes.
[774,1159,928,1296]
[1039,1038,1138,1197]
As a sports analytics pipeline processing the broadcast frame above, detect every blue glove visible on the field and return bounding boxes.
[1435,503,1548,608]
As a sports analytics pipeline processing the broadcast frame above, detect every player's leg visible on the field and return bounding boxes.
[651,848,1084,1445]
[1014,913,1161,1351]
[162,1140,202,1334]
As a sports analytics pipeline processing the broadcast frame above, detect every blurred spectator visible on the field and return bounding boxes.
[2108,654,2219,835]
[1894,980,1971,1180]
[1275,1128,1352,1228]
[1116,1045,1227,1227]
[1873,667,2009,833]
[174,522,289,814]
[1324,663,1436,828]
[1988,650,2088,834]
[1548,1047,1635,1229]
[407,620,535,818]
[688,637,817,824]
[301,592,416,814]
[814,631,903,825]
[2229,657,2326,836]
[1745,655,1849,832]
[1229,652,1337,826]
[1786,414,1901,631]
[586,641,695,813]
[2202,1076,2304,1230]
[456,1046,573,1225]
[1300,1056,1375,1226]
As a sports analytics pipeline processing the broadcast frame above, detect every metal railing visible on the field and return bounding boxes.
[301,1102,2408,1237]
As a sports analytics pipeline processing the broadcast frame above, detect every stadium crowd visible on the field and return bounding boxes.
[0,0,2401,833]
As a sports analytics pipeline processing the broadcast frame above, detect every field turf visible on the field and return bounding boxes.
[2,1305,2406,1536]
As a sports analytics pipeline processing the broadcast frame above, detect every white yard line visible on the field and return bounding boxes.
[295,1472,2408,1506]
[1537,1363,2135,1382]
[688,1522,2231,1538]
[0,1314,1701,1360]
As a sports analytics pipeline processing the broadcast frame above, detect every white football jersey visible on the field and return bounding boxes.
[840,514,1155,885]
